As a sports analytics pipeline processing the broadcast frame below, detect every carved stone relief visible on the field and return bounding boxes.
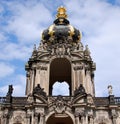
[94,116,110,124]
[53,96,66,114]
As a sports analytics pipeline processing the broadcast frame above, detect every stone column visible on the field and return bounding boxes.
[79,69,83,84]
[91,71,95,96]
[89,116,94,124]
[3,114,9,124]
[85,115,88,124]
[112,117,117,124]
[26,72,31,95]
[72,69,76,95]
[35,69,40,87]
[31,110,35,124]
[75,69,78,89]
[39,113,45,124]
[34,113,39,124]
[75,115,80,124]
[86,70,91,94]
[111,109,117,124]
[30,70,33,94]
[81,116,85,124]
[26,114,31,124]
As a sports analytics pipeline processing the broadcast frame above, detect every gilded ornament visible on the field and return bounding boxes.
[48,24,55,36]
[68,25,75,36]
[56,6,67,18]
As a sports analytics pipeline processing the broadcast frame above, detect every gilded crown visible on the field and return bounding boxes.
[56,6,67,18]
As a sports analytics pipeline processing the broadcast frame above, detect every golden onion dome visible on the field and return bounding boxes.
[42,6,81,45]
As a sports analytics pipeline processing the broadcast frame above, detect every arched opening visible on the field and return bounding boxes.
[49,58,71,96]
[52,81,69,96]
[46,113,73,124]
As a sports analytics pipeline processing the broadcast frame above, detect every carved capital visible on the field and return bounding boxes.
[3,114,9,118]
[40,66,47,70]
[34,113,40,117]
[26,114,31,118]
[40,112,45,117]
[74,66,83,71]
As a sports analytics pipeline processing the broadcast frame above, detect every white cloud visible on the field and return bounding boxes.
[0,32,6,42]
[116,0,120,5]
[0,74,26,96]
[0,42,33,61]
[12,75,26,96]
[0,62,14,78]
[4,1,53,43]
[0,3,4,13]
[0,85,8,96]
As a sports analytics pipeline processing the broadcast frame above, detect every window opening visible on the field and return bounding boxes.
[52,81,69,96]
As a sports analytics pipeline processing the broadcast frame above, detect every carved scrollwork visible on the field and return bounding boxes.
[85,64,90,70]
[44,41,77,57]
[55,101,65,114]
[54,96,66,114]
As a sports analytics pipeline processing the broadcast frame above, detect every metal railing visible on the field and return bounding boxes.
[0,97,6,103]
[114,97,120,104]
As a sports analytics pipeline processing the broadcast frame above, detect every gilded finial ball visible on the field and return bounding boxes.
[56,6,67,18]
[58,6,66,14]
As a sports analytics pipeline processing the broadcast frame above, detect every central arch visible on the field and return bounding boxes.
[46,113,73,124]
[49,58,71,95]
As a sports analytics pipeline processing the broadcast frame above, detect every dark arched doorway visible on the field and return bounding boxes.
[49,58,71,95]
[46,113,73,124]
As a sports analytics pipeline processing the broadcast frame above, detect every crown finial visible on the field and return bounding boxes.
[56,6,67,18]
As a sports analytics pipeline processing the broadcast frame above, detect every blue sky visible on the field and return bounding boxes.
[0,0,120,96]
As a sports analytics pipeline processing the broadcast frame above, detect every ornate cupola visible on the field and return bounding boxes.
[25,6,96,97]
[42,6,81,51]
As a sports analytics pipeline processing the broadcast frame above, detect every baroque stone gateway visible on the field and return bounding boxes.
[0,6,120,124]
